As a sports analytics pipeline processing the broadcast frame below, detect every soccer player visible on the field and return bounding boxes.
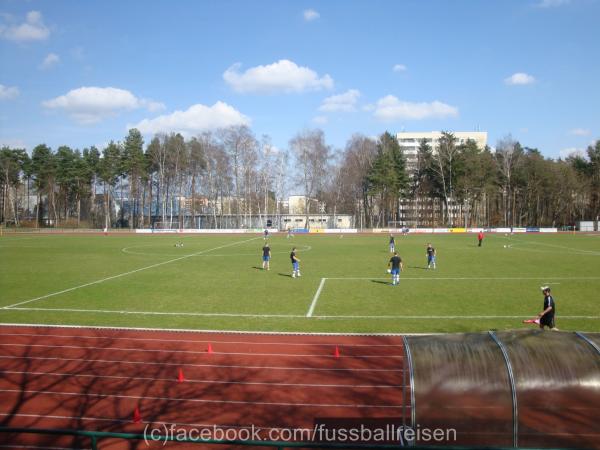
[389,234,395,253]
[477,230,484,247]
[287,227,293,239]
[387,252,403,286]
[264,229,269,240]
[538,286,558,331]
[262,243,271,270]
[426,243,436,269]
[290,247,301,278]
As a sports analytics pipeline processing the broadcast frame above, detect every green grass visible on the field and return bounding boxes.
[1,231,599,333]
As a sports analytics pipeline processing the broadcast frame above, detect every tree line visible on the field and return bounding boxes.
[0,127,599,228]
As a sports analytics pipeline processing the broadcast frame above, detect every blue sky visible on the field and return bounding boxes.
[0,0,598,158]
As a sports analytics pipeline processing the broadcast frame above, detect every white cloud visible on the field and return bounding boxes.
[504,72,536,85]
[40,53,60,70]
[303,9,320,21]
[312,115,328,125]
[362,103,376,112]
[223,60,333,94]
[319,89,360,113]
[373,95,459,121]
[140,99,166,113]
[131,102,250,136]
[537,0,570,7]
[0,84,19,100]
[569,128,591,136]
[42,86,164,124]
[0,10,50,42]
[393,64,407,72]
[559,147,584,159]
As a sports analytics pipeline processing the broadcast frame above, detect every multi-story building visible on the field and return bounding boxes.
[396,131,488,227]
[397,131,488,173]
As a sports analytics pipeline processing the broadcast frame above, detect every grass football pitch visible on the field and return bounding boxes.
[1,232,599,333]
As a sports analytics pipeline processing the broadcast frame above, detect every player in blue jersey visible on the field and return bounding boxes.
[426,243,436,269]
[290,247,301,278]
[262,243,271,270]
[387,252,403,285]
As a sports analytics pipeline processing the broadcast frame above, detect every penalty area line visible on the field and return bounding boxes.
[307,278,327,317]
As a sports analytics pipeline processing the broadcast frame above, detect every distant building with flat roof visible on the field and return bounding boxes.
[396,131,488,226]
[397,131,488,172]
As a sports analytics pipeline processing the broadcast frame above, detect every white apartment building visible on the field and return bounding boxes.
[397,131,488,172]
[396,131,488,226]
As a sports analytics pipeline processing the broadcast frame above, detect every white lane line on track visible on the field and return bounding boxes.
[0,370,404,389]
[0,389,404,409]
[0,322,429,336]
[0,343,403,358]
[2,237,261,309]
[0,412,416,433]
[0,332,406,347]
[0,355,404,372]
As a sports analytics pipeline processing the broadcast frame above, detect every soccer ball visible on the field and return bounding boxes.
[503,245,507,248]
[386,269,391,274]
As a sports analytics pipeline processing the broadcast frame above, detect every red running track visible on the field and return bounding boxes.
[0,325,409,449]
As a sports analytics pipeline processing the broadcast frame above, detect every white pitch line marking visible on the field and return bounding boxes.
[324,276,600,281]
[307,278,327,317]
[2,237,260,309]
[0,389,404,409]
[1,370,404,388]
[313,315,600,319]
[5,307,598,320]
[3,307,303,318]
[0,342,402,358]
[0,355,403,372]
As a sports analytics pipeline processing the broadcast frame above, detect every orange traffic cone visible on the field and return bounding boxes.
[177,368,185,383]
[207,343,213,354]
[133,406,142,423]
[334,346,340,358]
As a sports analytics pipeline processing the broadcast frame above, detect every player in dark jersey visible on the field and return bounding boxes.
[389,234,395,253]
[261,243,271,271]
[538,286,558,330]
[426,243,436,269]
[290,247,301,278]
[387,252,403,285]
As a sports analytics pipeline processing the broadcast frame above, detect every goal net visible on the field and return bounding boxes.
[151,221,182,232]
[388,221,408,232]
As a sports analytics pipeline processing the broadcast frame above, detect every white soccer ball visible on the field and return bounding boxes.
[503,245,507,248]
[386,269,391,274]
